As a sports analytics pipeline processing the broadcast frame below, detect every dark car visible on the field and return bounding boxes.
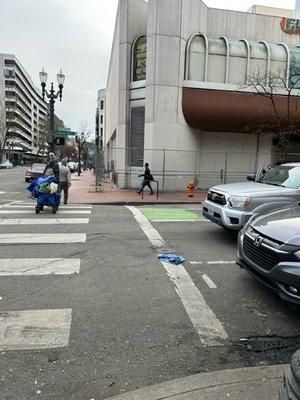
[237,206,300,306]
[25,163,45,182]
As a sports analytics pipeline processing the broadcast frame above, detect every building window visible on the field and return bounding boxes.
[132,36,147,81]
[100,127,103,138]
[100,115,103,124]
[189,35,206,81]
[207,38,227,83]
[228,40,248,84]
[100,100,104,110]
[130,107,145,167]
[290,47,300,89]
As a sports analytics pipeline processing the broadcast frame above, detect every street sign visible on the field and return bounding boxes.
[54,130,76,137]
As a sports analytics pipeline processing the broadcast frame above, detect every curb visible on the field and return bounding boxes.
[106,365,286,400]
[69,201,203,206]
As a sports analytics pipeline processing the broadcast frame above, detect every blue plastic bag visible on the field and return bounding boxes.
[158,253,186,265]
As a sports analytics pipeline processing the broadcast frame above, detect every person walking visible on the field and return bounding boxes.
[59,159,71,204]
[138,162,154,195]
[44,153,59,183]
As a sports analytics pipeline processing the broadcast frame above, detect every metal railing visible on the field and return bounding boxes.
[94,147,300,192]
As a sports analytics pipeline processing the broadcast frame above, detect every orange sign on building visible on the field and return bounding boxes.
[281,18,300,34]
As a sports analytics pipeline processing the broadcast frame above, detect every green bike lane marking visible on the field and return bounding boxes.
[140,208,208,222]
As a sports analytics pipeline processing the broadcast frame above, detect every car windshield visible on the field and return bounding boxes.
[260,165,300,189]
[32,163,45,171]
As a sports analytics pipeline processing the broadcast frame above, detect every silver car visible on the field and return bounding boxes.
[202,163,300,230]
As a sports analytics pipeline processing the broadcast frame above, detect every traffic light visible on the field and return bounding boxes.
[54,137,65,146]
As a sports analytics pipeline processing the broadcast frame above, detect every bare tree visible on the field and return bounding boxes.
[242,62,300,160]
[0,101,16,163]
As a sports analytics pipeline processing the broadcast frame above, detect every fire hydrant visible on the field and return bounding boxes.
[187,181,195,198]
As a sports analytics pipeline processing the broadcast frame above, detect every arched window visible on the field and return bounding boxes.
[289,46,300,89]
[207,38,227,83]
[249,42,269,80]
[228,40,248,84]
[188,35,207,81]
[269,44,288,87]
[132,36,147,82]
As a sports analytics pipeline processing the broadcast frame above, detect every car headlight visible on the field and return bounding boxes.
[294,251,300,260]
[228,196,252,209]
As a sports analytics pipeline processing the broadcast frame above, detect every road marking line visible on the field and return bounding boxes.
[207,261,236,265]
[150,219,210,223]
[201,274,217,289]
[11,203,93,209]
[191,261,235,265]
[162,262,227,346]
[0,258,80,275]
[0,233,86,244]
[0,191,7,195]
[0,218,89,225]
[0,309,72,350]
[126,206,165,248]
[126,206,228,346]
[0,210,91,214]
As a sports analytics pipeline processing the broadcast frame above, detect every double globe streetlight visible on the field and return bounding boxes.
[39,68,66,153]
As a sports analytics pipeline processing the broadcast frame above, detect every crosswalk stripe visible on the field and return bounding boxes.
[0,191,7,195]
[10,203,92,209]
[0,309,72,350]
[3,205,92,210]
[0,218,89,225]
[0,258,80,275]
[0,210,91,214]
[0,233,86,244]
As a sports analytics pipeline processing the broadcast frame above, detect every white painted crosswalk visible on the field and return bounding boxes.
[0,233,87,244]
[0,203,91,351]
[0,209,91,214]
[0,218,89,225]
[0,309,72,350]
[0,258,81,275]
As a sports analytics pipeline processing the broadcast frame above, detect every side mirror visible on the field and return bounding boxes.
[247,175,255,181]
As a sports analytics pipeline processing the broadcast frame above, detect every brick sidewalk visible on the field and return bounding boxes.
[68,170,206,204]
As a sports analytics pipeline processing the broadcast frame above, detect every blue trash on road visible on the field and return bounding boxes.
[158,253,186,265]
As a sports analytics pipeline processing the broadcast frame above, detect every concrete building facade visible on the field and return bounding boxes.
[105,0,300,190]
[0,54,48,163]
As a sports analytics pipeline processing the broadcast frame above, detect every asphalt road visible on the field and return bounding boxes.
[0,170,299,400]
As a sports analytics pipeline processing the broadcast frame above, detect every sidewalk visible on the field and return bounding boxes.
[107,365,285,400]
[68,170,206,204]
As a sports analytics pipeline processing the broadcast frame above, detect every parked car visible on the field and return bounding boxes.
[236,206,300,306]
[25,163,45,182]
[67,161,77,173]
[202,163,300,230]
[0,160,13,169]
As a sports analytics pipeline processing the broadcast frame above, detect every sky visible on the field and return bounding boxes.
[0,0,297,133]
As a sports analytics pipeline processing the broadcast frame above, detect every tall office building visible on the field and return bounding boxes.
[0,54,48,163]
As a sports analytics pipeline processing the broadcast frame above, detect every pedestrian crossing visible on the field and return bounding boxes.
[0,201,91,351]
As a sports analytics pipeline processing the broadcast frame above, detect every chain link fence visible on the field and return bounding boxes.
[94,147,300,192]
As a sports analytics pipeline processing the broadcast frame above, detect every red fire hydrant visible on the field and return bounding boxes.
[187,181,195,198]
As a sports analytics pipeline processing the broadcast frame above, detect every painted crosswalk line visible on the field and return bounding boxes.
[0,233,86,244]
[0,209,91,214]
[0,258,80,275]
[0,191,7,195]
[201,274,217,289]
[126,206,228,346]
[9,203,92,209]
[0,218,89,225]
[0,309,72,350]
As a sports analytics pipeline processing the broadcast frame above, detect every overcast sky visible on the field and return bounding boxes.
[0,0,296,133]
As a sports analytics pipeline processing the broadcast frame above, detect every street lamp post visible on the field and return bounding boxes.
[76,133,84,176]
[39,68,65,153]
